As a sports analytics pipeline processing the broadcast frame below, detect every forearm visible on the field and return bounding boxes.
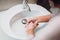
[38,15,51,22]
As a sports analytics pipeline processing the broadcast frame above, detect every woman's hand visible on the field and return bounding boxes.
[25,22,37,30]
[27,15,51,25]
[25,22,38,39]
[27,17,40,26]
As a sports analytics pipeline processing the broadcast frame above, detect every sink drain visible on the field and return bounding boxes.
[21,19,27,24]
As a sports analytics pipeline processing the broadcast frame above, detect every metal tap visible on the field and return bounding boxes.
[22,0,31,11]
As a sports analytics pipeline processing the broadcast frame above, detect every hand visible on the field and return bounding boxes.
[27,17,40,26]
[25,22,38,39]
[25,22,37,30]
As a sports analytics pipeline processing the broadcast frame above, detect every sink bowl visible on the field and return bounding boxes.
[0,4,50,40]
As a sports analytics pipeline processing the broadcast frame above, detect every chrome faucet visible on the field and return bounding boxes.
[22,0,31,11]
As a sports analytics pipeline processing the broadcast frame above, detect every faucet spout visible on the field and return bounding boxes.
[23,0,31,11]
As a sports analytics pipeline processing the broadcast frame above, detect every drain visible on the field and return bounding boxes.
[21,19,27,24]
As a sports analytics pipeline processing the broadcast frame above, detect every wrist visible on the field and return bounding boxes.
[27,29,35,35]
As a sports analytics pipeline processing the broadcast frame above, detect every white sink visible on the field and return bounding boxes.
[0,4,50,40]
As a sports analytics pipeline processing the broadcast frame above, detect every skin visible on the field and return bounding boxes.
[33,14,60,40]
[25,14,60,40]
[28,14,51,23]
[25,14,51,38]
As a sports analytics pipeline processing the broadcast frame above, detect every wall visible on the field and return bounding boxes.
[0,0,37,11]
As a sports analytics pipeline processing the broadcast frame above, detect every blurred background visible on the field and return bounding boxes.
[0,0,60,14]
[0,0,37,11]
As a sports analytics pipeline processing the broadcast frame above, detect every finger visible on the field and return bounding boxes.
[27,19,32,23]
[25,22,34,29]
[27,18,35,23]
[25,22,33,28]
[29,22,34,26]
[34,21,39,27]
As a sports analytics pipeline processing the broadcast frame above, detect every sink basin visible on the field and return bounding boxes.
[0,4,50,40]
